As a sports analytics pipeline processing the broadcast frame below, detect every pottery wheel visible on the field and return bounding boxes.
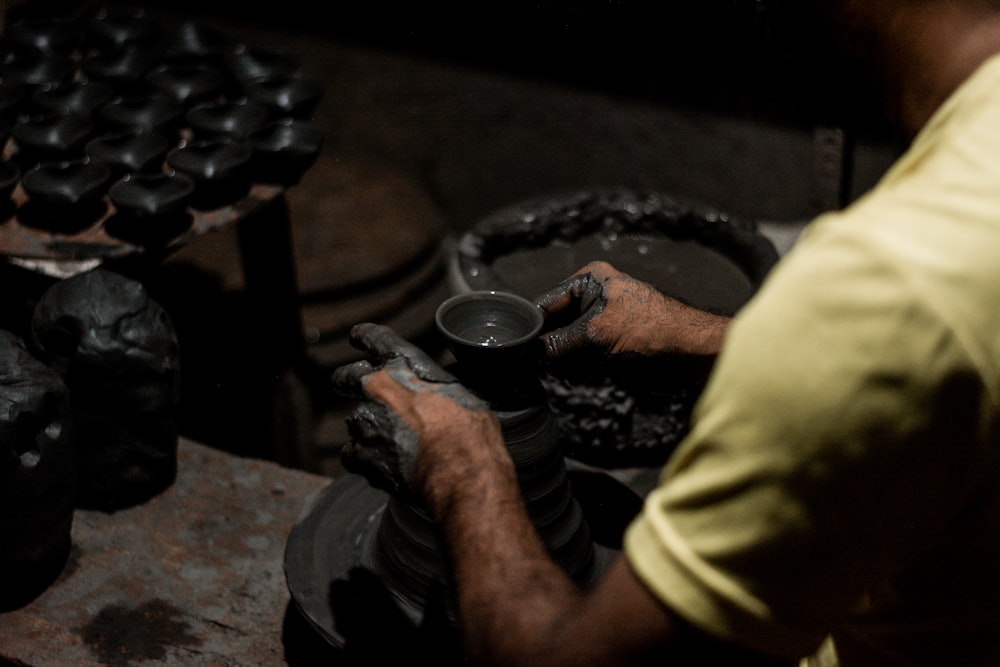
[284,466,637,654]
[283,474,387,649]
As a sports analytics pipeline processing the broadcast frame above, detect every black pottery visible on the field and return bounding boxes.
[166,139,252,209]
[0,330,75,611]
[84,129,172,179]
[19,160,111,233]
[286,292,637,657]
[245,118,323,186]
[29,269,181,512]
[105,171,195,247]
[0,9,324,263]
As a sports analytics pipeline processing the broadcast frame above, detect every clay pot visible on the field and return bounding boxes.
[2,17,80,55]
[224,44,300,85]
[435,290,543,377]
[30,79,116,120]
[80,47,158,92]
[11,110,94,167]
[100,92,184,135]
[185,98,272,141]
[243,74,323,119]
[0,81,28,123]
[19,160,111,232]
[156,21,232,64]
[109,170,193,216]
[106,171,195,246]
[0,330,76,612]
[30,269,181,512]
[166,139,252,209]
[145,63,226,107]
[0,51,76,91]
[83,6,162,51]
[245,118,323,185]
[85,129,171,179]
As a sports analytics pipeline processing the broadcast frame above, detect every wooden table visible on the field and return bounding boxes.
[0,438,340,666]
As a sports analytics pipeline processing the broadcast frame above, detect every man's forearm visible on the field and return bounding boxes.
[424,436,585,666]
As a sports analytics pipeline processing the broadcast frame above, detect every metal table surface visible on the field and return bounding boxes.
[0,438,336,667]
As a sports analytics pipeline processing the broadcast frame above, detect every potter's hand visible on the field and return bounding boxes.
[331,323,500,503]
[534,261,730,370]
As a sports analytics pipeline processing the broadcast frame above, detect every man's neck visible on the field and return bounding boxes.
[877,2,1000,138]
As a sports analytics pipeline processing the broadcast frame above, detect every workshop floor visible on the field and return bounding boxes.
[120,6,901,481]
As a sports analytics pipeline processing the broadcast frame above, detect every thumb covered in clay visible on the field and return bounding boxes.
[534,261,658,368]
[332,323,488,502]
[535,260,728,385]
[534,262,612,363]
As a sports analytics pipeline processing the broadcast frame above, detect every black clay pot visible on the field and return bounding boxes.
[30,269,181,512]
[0,330,76,612]
[245,118,323,185]
[435,290,544,380]
[31,79,116,120]
[106,171,195,246]
[224,44,300,85]
[0,52,76,91]
[81,47,158,92]
[157,21,232,64]
[243,74,323,119]
[12,110,94,167]
[185,99,272,141]
[166,139,252,209]
[146,63,226,107]
[20,160,111,232]
[83,7,162,51]
[85,129,171,179]
[100,92,184,135]
[2,17,80,55]
[0,81,28,124]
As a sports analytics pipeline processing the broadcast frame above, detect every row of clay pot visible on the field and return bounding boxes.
[0,8,323,247]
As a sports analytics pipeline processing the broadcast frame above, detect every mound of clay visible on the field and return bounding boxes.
[0,330,75,610]
[31,268,181,512]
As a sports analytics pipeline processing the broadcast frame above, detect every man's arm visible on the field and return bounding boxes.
[337,328,792,666]
[535,260,730,361]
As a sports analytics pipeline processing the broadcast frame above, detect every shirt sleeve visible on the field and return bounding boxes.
[623,219,986,659]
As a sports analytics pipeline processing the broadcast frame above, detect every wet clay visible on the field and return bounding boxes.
[492,234,754,316]
[30,268,181,512]
[0,330,75,610]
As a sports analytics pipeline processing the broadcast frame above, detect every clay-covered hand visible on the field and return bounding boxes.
[534,260,729,369]
[331,323,500,503]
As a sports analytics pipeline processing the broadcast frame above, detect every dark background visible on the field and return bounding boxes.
[0,0,902,468]
[6,0,890,138]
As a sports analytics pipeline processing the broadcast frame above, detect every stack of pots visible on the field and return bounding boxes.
[0,7,323,247]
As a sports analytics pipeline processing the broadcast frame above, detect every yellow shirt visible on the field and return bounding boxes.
[625,53,1000,664]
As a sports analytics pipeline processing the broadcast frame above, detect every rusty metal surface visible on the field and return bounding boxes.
[0,437,330,667]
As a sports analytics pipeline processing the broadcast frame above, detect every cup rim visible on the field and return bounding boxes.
[435,290,543,350]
